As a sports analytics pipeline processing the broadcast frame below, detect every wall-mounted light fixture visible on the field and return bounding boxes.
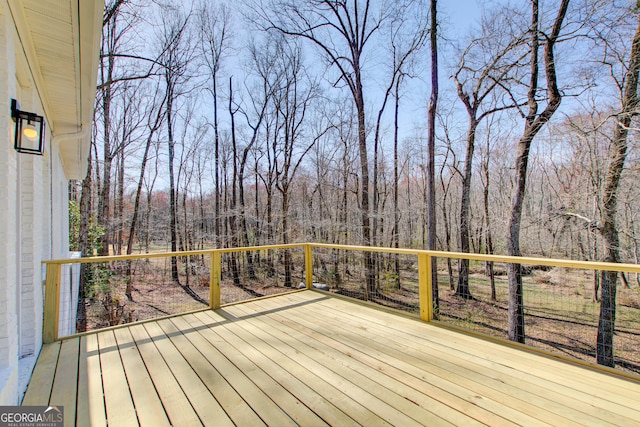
[11,99,45,155]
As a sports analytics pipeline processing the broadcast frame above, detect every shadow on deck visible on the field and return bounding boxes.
[23,290,640,426]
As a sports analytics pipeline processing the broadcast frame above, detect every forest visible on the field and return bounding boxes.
[72,0,640,369]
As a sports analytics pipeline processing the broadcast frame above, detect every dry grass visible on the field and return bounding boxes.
[81,252,303,332]
[436,267,640,375]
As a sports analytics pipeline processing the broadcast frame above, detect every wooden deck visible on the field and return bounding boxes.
[23,291,640,426]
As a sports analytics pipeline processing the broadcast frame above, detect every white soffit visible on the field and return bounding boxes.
[9,0,103,179]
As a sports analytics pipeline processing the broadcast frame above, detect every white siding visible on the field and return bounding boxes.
[0,0,20,405]
[0,0,67,405]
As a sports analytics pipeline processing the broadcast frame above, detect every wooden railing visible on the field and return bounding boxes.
[42,243,306,342]
[43,243,640,345]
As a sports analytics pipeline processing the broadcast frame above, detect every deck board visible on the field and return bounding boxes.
[172,314,326,427]
[210,308,418,427]
[49,339,80,427]
[127,323,203,426]
[277,293,626,426]
[22,340,60,405]
[196,310,388,426]
[226,300,466,426]
[187,311,354,426]
[156,317,270,427]
[97,330,138,427]
[301,293,640,424]
[113,327,170,426]
[142,321,233,426]
[326,293,637,394]
[76,334,106,427]
[23,290,640,426]
[238,293,539,427]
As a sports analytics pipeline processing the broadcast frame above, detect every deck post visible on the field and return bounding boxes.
[304,244,313,289]
[210,250,221,309]
[418,253,433,322]
[43,262,61,343]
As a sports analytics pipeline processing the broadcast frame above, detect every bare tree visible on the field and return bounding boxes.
[76,135,96,332]
[96,0,160,256]
[96,0,128,255]
[155,4,198,293]
[371,3,428,249]
[198,2,231,248]
[113,82,148,255]
[236,34,284,278]
[392,75,403,288]
[595,8,640,367]
[507,0,570,343]
[270,39,322,287]
[228,76,242,286]
[254,0,395,298]
[437,117,459,291]
[427,0,439,311]
[124,83,166,299]
[143,140,162,253]
[453,11,528,299]
[480,116,502,301]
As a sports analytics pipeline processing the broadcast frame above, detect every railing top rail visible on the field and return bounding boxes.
[43,242,640,273]
[43,249,215,264]
[309,243,640,273]
[308,242,423,256]
[42,243,306,265]
[425,250,640,273]
[307,243,640,273]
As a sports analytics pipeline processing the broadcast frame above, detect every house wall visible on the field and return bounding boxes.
[0,1,70,405]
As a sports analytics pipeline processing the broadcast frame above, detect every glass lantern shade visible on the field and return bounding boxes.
[11,99,45,155]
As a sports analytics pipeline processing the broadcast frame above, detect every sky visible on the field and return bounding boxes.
[127,0,512,191]
[383,0,485,145]
[194,0,490,152]
[126,0,638,195]
[441,0,482,35]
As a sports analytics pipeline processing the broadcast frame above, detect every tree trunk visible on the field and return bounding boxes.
[167,90,180,283]
[442,201,454,291]
[238,153,256,279]
[482,145,496,301]
[98,80,113,255]
[439,148,455,291]
[597,14,640,367]
[124,128,157,300]
[115,149,125,255]
[266,185,275,276]
[282,189,292,287]
[427,0,439,313]
[181,191,190,286]
[143,144,160,254]
[228,77,241,287]
[97,10,121,257]
[254,161,261,249]
[393,76,401,289]
[197,159,205,251]
[354,62,375,299]
[213,71,221,249]
[456,119,479,299]
[77,149,93,333]
[507,0,568,343]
